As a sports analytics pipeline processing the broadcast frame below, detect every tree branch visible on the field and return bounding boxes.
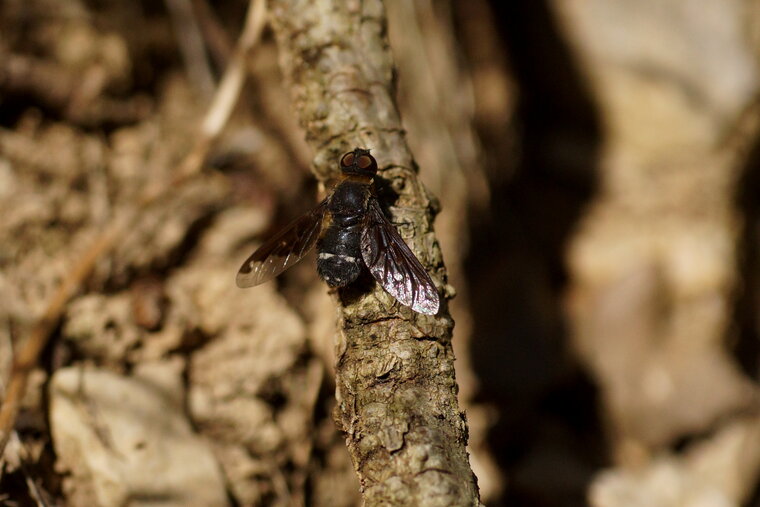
[268,1,480,505]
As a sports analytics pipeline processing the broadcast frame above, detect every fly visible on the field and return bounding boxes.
[236,148,440,315]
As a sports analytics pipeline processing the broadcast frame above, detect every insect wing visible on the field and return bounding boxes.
[360,200,440,315]
[236,200,327,288]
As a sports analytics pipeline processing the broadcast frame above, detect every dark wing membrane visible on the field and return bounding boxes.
[236,200,327,288]
[360,200,440,315]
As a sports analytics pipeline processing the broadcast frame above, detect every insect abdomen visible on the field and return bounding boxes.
[317,222,362,287]
[317,181,368,288]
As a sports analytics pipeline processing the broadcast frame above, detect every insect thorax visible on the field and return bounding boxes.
[328,180,370,216]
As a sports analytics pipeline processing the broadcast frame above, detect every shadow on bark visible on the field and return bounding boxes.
[463,1,607,505]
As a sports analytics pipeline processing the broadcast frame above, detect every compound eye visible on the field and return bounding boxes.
[357,155,373,169]
[340,152,355,167]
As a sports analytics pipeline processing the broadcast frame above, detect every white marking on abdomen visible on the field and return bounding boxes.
[319,252,358,263]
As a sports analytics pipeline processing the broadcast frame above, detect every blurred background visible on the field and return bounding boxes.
[2,0,760,506]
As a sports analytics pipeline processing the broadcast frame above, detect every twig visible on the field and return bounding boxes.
[268,1,480,505]
[192,0,314,170]
[201,0,266,138]
[165,0,216,97]
[191,0,235,69]
[0,0,267,458]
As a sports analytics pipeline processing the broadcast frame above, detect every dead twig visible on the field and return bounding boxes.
[268,0,480,505]
[165,0,216,98]
[0,0,268,458]
[191,0,236,69]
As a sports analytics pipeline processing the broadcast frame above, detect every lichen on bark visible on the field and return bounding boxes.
[268,0,480,505]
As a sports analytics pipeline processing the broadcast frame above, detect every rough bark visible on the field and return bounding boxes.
[268,1,480,505]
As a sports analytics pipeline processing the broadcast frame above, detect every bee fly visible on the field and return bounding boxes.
[236,148,440,315]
